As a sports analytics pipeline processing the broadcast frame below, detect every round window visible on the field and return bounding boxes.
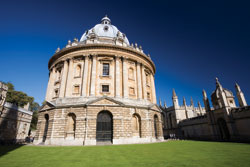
[104,26,109,32]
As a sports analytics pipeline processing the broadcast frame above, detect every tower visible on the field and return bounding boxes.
[235,83,247,107]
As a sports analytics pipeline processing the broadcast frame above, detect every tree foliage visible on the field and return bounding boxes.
[5,82,34,108]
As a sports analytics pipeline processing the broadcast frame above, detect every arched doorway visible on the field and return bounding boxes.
[96,111,113,143]
[42,114,49,142]
[132,114,141,137]
[154,115,159,139]
[217,118,230,141]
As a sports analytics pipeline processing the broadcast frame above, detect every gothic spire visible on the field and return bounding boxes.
[172,89,177,98]
[183,97,186,106]
[159,98,162,106]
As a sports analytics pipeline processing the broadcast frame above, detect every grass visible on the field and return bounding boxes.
[0,141,250,167]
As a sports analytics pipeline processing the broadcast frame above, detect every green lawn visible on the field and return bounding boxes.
[0,141,250,167]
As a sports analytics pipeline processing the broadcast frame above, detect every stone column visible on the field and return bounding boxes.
[115,56,120,97]
[90,55,97,96]
[45,67,56,101]
[141,65,147,100]
[136,62,142,99]
[65,59,73,97]
[81,55,89,96]
[151,74,157,103]
[122,57,128,98]
[59,60,69,98]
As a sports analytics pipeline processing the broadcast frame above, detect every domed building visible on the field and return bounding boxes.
[34,16,164,145]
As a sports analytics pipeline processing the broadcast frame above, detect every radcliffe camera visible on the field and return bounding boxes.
[0,1,250,167]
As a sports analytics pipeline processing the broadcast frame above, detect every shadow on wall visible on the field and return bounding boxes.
[0,104,23,157]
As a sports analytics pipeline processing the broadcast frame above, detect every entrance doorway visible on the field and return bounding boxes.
[217,118,230,141]
[96,111,113,143]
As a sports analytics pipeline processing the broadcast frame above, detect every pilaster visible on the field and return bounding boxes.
[141,65,147,100]
[136,62,142,99]
[90,55,97,96]
[65,59,73,97]
[115,56,121,97]
[123,57,128,98]
[150,73,157,103]
[59,60,69,98]
[82,55,89,96]
[45,67,56,101]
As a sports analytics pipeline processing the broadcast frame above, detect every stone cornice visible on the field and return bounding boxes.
[48,43,156,73]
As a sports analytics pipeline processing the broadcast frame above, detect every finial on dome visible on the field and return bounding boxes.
[215,77,220,85]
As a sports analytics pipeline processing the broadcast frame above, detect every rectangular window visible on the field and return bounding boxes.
[147,92,151,100]
[73,85,80,94]
[129,87,135,95]
[128,68,134,80]
[102,63,109,76]
[102,85,109,92]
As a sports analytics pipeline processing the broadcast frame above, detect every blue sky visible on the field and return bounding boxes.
[0,0,249,107]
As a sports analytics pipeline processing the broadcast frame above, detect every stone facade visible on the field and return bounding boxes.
[34,16,163,145]
[161,78,250,142]
[0,82,33,144]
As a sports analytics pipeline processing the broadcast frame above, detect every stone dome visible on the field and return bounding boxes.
[211,87,234,101]
[211,78,234,101]
[80,16,130,45]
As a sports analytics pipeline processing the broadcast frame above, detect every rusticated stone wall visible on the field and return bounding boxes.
[35,104,163,145]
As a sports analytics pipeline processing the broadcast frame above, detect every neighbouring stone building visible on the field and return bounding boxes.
[34,16,163,145]
[161,78,250,142]
[0,82,33,144]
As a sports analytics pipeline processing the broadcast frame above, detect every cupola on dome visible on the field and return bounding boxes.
[80,15,130,46]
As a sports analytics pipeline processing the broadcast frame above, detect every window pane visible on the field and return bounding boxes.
[103,63,109,76]
[102,85,109,92]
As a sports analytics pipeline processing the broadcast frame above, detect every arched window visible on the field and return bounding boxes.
[65,113,76,139]
[75,64,81,77]
[132,114,141,137]
[128,68,134,80]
